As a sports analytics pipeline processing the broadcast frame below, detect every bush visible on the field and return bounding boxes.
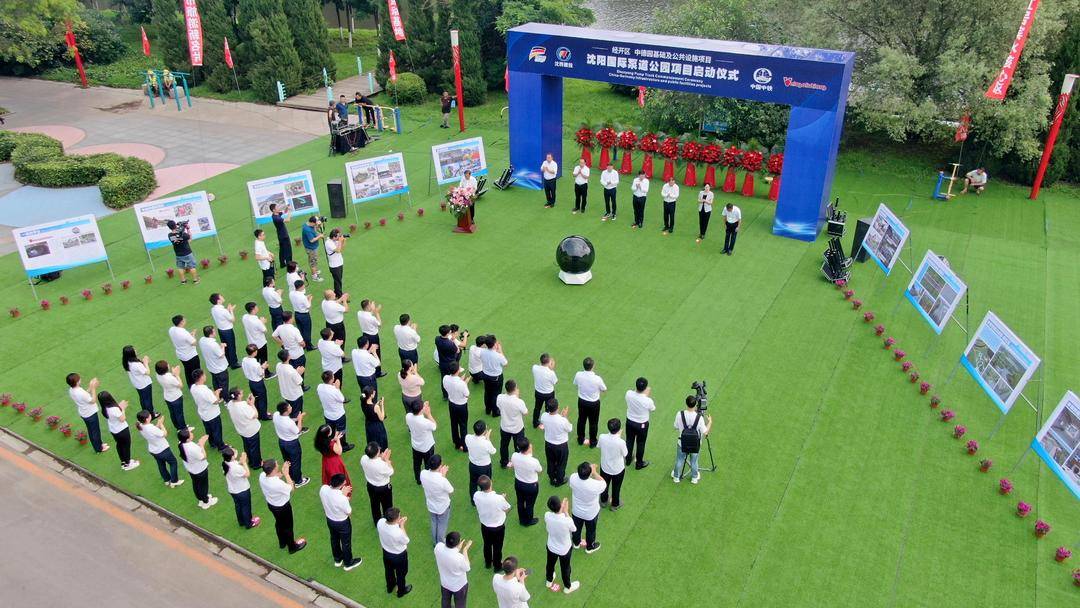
[386,72,427,105]
[71,9,126,64]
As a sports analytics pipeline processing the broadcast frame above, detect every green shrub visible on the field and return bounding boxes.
[385,72,427,105]
[73,9,126,64]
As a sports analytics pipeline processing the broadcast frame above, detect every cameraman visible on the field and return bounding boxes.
[166,220,199,285]
[672,395,711,484]
[324,227,346,298]
[301,216,325,284]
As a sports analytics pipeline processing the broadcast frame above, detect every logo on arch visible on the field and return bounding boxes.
[556,47,572,61]
[753,68,772,84]
[529,46,547,63]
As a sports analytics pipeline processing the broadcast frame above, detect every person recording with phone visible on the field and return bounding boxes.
[166,220,199,285]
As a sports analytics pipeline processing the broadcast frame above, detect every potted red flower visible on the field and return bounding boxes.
[199,258,211,269]
[12,402,27,414]
[75,430,88,445]
[617,130,638,174]
[1056,547,1072,562]
[863,311,875,323]
[81,289,93,301]
[901,361,913,372]
[8,307,20,318]
[700,142,722,187]
[843,289,854,300]
[0,394,11,406]
[909,371,920,383]
[59,295,69,305]
[941,409,955,422]
[217,255,228,265]
[681,139,702,186]
[101,283,113,295]
[46,415,61,429]
[979,458,992,472]
[721,145,743,193]
[144,275,153,284]
[1072,568,1080,587]
[121,279,131,290]
[919,382,932,395]
[596,126,617,168]
[1016,501,1031,517]
[59,423,73,437]
[953,425,966,439]
[874,324,886,336]
[893,349,906,361]
[379,218,387,227]
[1034,519,1050,537]
[397,211,405,221]
[416,209,424,217]
[349,223,358,233]
[575,126,595,167]
[238,250,249,260]
[852,299,862,310]
[766,152,784,201]
[658,137,680,182]
[639,133,659,178]
[166,267,175,278]
[999,478,1014,495]
[740,149,763,197]
[930,395,942,409]
[883,336,895,349]
[27,406,43,421]
[364,221,372,230]
[965,439,979,454]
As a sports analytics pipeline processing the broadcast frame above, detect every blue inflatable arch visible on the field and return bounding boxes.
[506,23,854,241]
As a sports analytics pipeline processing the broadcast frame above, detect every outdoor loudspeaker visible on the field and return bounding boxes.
[851,217,871,263]
[327,180,346,218]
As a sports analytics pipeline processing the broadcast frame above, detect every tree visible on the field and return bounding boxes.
[150,0,190,71]
[0,0,82,73]
[404,0,446,92]
[245,13,304,101]
[375,0,407,87]
[494,0,593,35]
[445,0,486,104]
[284,0,335,88]
[198,0,238,92]
[114,0,155,24]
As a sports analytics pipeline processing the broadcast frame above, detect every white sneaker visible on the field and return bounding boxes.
[691,474,700,485]
[671,472,681,483]
[334,561,343,568]
[198,500,212,509]
[122,460,140,471]
[563,581,580,594]
[171,479,185,488]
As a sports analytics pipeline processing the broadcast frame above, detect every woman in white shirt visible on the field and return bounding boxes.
[99,391,139,471]
[121,345,155,415]
[177,428,218,509]
[136,410,181,487]
[222,446,261,529]
[154,359,188,432]
[697,183,714,242]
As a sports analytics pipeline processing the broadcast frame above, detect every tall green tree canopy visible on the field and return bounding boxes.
[0,0,82,72]
[284,0,335,88]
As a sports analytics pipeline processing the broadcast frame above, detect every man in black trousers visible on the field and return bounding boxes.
[541,153,558,208]
[722,202,742,255]
[320,473,362,570]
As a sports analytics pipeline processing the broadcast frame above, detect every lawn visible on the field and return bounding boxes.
[1,78,1079,607]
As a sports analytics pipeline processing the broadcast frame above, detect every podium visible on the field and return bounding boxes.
[453,208,475,233]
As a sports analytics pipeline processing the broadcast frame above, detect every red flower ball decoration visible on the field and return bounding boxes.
[596,127,617,149]
[639,133,659,154]
[659,137,680,160]
[721,146,743,167]
[681,141,702,162]
[699,143,722,164]
[574,126,594,149]
[617,130,638,150]
[766,152,784,175]
[741,150,764,172]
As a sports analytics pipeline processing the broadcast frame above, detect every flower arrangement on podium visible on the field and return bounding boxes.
[639,132,659,178]
[596,126,617,168]
[721,145,743,192]
[741,148,763,196]
[575,126,594,167]
[681,139,702,186]
[659,136,680,181]
[700,142,722,187]
[766,152,784,201]
[617,130,638,174]
[446,186,476,233]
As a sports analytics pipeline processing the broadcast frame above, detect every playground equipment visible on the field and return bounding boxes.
[933,163,961,200]
[143,69,192,110]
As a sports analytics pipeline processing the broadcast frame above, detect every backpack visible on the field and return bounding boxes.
[679,411,702,454]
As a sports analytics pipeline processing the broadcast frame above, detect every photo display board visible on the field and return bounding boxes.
[247,170,319,225]
[1033,391,1080,501]
[344,153,410,203]
[133,191,218,250]
[904,250,968,334]
[431,137,488,185]
[862,203,910,275]
[961,311,1041,413]
[15,214,108,277]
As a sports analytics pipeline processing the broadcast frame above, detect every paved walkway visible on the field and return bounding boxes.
[279,72,382,112]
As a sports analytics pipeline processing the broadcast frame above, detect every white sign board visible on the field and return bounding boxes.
[1033,391,1080,501]
[862,203,910,275]
[15,214,108,277]
[431,137,488,185]
[133,191,218,250]
[961,311,1041,413]
[345,153,410,203]
[247,170,319,225]
[904,250,967,334]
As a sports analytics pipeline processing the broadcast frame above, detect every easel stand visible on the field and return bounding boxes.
[679,435,717,478]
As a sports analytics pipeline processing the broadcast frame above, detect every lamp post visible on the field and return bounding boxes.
[451,29,466,132]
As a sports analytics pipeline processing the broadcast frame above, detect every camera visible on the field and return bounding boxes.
[691,380,708,411]
[175,219,190,230]
[341,233,351,239]
[315,215,328,223]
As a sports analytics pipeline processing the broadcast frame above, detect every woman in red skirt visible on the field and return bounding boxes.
[315,424,352,490]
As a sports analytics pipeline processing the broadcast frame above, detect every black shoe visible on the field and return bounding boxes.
[230,365,242,370]
[288,539,307,554]
[376,371,387,378]
[524,518,539,527]
[343,557,363,571]
[635,460,650,470]
[301,385,311,392]
[299,427,310,435]
[341,443,356,453]
[397,585,413,597]
[342,357,351,363]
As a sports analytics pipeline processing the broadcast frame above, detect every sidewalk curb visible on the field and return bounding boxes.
[0,427,364,608]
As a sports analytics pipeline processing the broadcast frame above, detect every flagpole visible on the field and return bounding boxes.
[451,29,465,132]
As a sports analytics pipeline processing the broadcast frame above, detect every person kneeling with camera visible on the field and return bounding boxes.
[672,396,711,484]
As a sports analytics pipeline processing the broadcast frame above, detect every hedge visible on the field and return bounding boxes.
[385,72,427,105]
[0,131,156,208]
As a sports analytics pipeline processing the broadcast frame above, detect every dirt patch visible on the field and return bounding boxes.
[95,100,144,114]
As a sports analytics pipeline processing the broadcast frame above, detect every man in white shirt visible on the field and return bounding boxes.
[697,183,715,242]
[209,293,241,369]
[190,369,225,450]
[465,420,497,500]
[273,401,309,487]
[259,459,307,553]
[493,556,532,608]
[377,507,412,597]
[509,438,542,526]
[241,302,270,369]
[199,326,230,396]
[624,377,655,470]
[598,419,628,510]
[460,169,479,194]
[242,345,272,420]
[531,353,557,429]
[630,170,649,228]
[225,389,263,467]
[272,311,308,381]
[474,475,511,570]
[543,496,580,594]
[572,357,607,448]
[168,315,200,382]
[661,177,680,234]
[318,371,354,452]
[568,462,605,552]
[722,202,742,255]
[262,277,285,330]
[961,167,988,195]
[497,380,528,468]
[66,373,108,452]
[360,442,394,524]
[320,473,362,570]
[253,229,275,284]
[288,279,315,351]
[393,313,421,367]
[405,400,438,485]
[275,349,307,420]
[468,335,487,388]
[351,341,381,398]
[600,162,619,221]
[320,290,349,347]
[434,531,472,607]
[358,299,385,377]
[539,399,572,486]
[571,157,590,214]
[442,361,471,451]
[673,395,713,484]
[481,334,508,417]
[420,454,455,546]
[318,327,346,384]
[541,153,558,208]
[324,228,347,297]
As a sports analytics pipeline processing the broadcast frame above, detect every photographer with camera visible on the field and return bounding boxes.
[301,216,325,282]
[324,227,347,298]
[672,394,712,484]
[166,220,199,285]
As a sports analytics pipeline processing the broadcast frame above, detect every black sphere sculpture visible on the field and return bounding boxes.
[556,235,595,284]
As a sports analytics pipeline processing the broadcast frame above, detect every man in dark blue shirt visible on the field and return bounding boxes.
[335,95,350,125]
[301,216,324,283]
[270,204,293,269]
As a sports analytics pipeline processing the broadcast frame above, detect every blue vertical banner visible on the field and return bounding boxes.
[505,23,854,240]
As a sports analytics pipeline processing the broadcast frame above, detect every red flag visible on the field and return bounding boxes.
[182,0,204,67]
[388,50,398,82]
[64,21,88,88]
[387,0,407,41]
[140,26,151,57]
[504,66,509,93]
[638,86,646,108]
[223,36,234,69]
[986,0,1041,100]
[954,114,970,142]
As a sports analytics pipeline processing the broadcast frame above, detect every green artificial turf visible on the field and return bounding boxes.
[1,81,1079,607]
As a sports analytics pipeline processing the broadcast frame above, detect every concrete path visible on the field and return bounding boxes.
[279,72,382,112]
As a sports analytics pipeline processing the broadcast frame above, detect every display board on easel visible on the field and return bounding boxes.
[961,311,1041,414]
[861,203,911,276]
[1033,391,1080,501]
[431,137,488,185]
[247,170,320,225]
[904,250,968,334]
[132,191,223,269]
[14,214,115,299]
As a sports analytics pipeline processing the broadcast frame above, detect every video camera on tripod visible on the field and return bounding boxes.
[691,380,708,411]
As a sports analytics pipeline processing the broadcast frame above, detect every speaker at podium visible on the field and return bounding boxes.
[327,180,347,218]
